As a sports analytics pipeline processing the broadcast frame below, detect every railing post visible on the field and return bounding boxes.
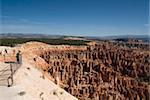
[7,63,13,87]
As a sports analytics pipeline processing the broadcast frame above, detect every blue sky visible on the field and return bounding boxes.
[1,0,149,36]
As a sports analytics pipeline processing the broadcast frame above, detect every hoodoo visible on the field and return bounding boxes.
[0,41,149,100]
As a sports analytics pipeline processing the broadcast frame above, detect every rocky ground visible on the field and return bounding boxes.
[0,41,149,100]
[0,42,78,100]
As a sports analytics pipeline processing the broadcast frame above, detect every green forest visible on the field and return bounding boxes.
[0,38,89,47]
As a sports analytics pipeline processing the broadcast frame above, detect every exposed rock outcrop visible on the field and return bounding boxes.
[0,41,149,100]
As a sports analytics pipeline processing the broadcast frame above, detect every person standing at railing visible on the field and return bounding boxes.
[16,50,22,64]
[5,49,8,54]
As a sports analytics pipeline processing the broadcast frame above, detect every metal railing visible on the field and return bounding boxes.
[0,62,21,87]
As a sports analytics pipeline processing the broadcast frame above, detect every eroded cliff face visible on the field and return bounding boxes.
[0,42,78,100]
[1,41,149,100]
[38,42,149,100]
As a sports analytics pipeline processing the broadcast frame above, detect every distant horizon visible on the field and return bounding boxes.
[0,32,149,37]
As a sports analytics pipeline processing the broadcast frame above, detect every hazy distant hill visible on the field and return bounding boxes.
[108,35,149,42]
[85,35,150,42]
[0,33,149,42]
[0,33,63,39]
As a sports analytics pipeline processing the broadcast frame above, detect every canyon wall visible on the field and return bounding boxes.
[39,43,149,100]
